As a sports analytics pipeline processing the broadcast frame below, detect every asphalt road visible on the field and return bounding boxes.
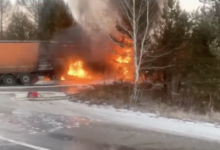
[0,86,219,150]
[0,140,36,150]
[0,105,219,150]
[0,84,91,94]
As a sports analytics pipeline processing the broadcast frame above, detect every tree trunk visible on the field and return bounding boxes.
[131,0,139,103]
[0,0,2,40]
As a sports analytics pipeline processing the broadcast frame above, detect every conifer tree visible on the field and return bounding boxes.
[184,0,220,110]
[5,11,37,40]
[145,0,192,94]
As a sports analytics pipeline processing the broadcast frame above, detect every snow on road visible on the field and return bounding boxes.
[60,101,220,143]
[0,91,220,144]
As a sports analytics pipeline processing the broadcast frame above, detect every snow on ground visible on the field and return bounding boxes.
[60,101,220,143]
[35,81,56,85]
[35,79,114,86]
[0,92,220,143]
[35,76,127,87]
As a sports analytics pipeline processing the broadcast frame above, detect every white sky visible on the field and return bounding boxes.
[180,0,202,11]
[11,0,202,11]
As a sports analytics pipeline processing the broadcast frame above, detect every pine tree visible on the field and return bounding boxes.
[38,0,74,40]
[184,0,220,110]
[5,11,37,40]
[144,0,192,93]
[18,0,74,40]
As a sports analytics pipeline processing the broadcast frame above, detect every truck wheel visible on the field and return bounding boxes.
[3,75,16,86]
[20,74,32,85]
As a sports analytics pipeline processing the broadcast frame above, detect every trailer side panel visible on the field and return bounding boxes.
[0,43,39,73]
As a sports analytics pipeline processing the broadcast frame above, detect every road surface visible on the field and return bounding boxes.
[0,84,92,94]
[0,86,219,150]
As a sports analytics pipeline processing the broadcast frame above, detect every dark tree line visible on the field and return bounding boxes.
[2,0,220,112]
[2,0,74,40]
[114,0,220,112]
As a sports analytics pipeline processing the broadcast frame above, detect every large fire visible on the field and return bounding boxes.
[68,61,91,79]
[114,48,133,80]
[61,38,134,83]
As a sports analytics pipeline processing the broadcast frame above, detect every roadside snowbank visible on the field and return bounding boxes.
[62,101,220,143]
[35,79,114,86]
[1,90,220,143]
[13,92,67,101]
[0,84,94,90]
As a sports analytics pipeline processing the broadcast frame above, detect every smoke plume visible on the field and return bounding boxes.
[49,0,121,75]
[51,0,165,76]
[66,0,119,34]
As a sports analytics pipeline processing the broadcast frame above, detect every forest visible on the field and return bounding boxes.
[1,0,220,114]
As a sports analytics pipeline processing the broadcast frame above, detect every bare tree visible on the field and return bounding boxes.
[0,0,12,39]
[5,10,37,40]
[115,0,164,102]
[17,0,74,40]
[17,0,42,28]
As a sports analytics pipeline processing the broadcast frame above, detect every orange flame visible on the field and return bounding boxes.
[67,61,91,79]
[44,77,51,81]
[61,37,134,82]
[116,49,131,64]
[114,47,133,81]
[61,76,65,81]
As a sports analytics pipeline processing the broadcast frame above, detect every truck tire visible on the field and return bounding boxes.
[3,75,16,86]
[20,74,32,85]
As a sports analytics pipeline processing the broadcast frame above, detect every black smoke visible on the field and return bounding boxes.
[42,24,114,75]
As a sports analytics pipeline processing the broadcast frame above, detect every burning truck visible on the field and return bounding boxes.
[0,41,68,86]
[0,24,134,86]
[51,25,134,84]
[0,39,133,86]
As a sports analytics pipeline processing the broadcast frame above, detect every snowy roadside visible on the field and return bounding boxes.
[59,101,220,143]
[34,79,114,86]
[0,79,219,144]
[1,92,220,143]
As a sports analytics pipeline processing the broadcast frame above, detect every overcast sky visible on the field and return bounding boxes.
[180,0,202,11]
[11,0,202,11]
